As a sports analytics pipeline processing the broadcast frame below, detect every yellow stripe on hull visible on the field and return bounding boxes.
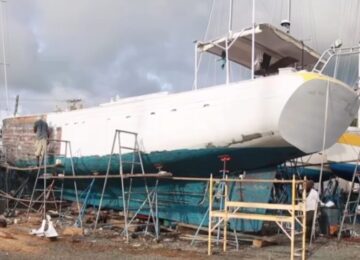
[297,71,348,88]
[338,133,360,147]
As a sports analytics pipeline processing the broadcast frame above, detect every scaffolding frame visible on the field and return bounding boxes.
[0,164,54,215]
[208,175,307,260]
[94,129,163,241]
[26,139,81,225]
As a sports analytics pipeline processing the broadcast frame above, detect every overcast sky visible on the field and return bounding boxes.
[0,0,359,115]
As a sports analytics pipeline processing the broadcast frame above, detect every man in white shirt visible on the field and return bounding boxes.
[305,180,323,239]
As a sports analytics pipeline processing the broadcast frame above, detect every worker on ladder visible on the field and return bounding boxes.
[33,115,50,166]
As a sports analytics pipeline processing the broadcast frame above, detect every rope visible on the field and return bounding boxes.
[309,77,330,246]
[193,0,216,89]
[309,0,318,50]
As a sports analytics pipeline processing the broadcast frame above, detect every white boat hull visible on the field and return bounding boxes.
[2,70,359,173]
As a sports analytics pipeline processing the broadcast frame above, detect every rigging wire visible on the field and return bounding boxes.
[354,1,360,45]
[193,0,217,89]
[340,1,357,85]
[309,0,318,51]
[202,0,216,42]
[340,2,353,83]
[338,0,346,40]
[310,78,330,246]
[271,0,281,26]
[295,0,304,45]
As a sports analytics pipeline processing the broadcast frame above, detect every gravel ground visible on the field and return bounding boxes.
[1,217,360,260]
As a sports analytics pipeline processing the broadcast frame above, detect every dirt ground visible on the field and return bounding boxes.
[1,215,360,260]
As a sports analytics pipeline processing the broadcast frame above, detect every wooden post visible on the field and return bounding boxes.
[302,177,307,260]
[291,175,296,260]
[208,174,213,255]
[223,176,228,252]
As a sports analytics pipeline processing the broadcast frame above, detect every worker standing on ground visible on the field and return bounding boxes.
[33,115,50,166]
[305,180,323,240]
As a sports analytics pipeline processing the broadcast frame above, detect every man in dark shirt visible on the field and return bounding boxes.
[33,116,50,166]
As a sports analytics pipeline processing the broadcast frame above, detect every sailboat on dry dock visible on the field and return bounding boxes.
[3,23,358,175]
[1,3,360,231]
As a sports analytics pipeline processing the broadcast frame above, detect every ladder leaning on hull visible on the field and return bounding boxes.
[312,45,360,75]
[338,151,360,240]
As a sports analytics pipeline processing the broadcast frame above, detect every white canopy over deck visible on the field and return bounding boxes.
[197,23,320,75]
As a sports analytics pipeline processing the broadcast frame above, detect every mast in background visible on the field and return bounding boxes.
[0,0,9,112]
[281,0,291,34]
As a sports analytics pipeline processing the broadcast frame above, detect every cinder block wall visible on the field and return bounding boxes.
[2,115,61,165]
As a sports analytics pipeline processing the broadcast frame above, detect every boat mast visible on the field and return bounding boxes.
[228,0,233,35]
[0,0,8,112]
[287,0,291,33]
[251,0,255,80]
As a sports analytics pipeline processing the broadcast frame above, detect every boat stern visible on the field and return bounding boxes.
[278,72,360,153]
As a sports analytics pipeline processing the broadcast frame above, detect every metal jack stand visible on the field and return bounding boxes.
[191,155,239,249]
